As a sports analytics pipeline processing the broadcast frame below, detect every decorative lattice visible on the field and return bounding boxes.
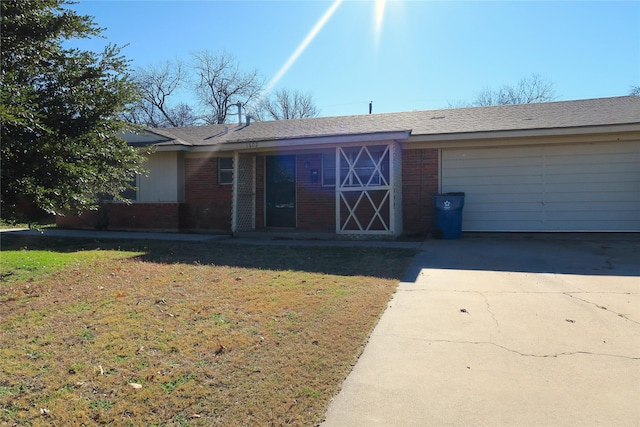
[232,154,255,232]
[336,144,394,234]
[339,145,390,188]
[340,189,390,232]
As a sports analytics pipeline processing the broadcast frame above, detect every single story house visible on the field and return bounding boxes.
[58,96,640,236]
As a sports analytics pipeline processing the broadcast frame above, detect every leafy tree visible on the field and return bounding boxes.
[1,0,146,219]
[192,50,264,124]
[254,88,320,120]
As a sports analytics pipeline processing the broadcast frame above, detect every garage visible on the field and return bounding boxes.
[441,140,640,232]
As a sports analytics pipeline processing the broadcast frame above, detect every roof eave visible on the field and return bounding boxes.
[152,143,192,152]
[190,130,412,152]
[408,123,640,146]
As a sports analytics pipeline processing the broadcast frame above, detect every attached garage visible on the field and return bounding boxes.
[441,140,640,232]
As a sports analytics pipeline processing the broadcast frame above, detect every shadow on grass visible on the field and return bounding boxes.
[0,234,417,280]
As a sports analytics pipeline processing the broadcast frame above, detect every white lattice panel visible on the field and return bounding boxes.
[336,144,395,234]
[232,154,255,232]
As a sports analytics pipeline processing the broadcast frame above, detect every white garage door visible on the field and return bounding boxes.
[441,141,640,231]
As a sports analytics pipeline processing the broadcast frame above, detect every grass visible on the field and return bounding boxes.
[0,218,55,230]
[0,234,416,426]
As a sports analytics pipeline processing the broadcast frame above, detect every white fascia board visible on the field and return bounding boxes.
[152,144,191,152]
[124,130,192,152]
[120,129,165,141]
[189,130,412,153]
[407,123,640,147]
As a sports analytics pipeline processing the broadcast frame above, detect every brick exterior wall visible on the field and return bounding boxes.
[401,148,439,235]
[295,153,335,231]
[183,156,232,232]
[57,148,440,236]
[56,202,183,231]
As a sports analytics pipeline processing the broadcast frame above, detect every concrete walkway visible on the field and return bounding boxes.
[322,236,640,427]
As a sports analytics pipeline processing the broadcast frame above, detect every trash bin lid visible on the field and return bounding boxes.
[433,193,465,210]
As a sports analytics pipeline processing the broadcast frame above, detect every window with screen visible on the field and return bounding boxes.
[218,157,233,185]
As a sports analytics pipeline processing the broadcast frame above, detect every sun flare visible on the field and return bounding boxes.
[257,0,344,106]
[375,0,386,35]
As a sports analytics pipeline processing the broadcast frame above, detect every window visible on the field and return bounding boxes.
[97,176,137,202]
[120,176,138,201]
[322,152,336,186]
[323,146,389,187]
[339,145,388,187]
[218,157,233,185]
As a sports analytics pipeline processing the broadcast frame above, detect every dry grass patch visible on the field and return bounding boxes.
[1,235,416,426]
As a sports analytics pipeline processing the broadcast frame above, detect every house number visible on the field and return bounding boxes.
[246,142,258,149]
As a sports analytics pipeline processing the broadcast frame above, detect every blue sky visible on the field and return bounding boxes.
[69,0,640,117]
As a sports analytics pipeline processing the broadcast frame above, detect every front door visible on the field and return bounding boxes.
[266,155,296,227]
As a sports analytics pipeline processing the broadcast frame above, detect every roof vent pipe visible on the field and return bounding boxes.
[246,115,251,126]
[237,102,242,127]
[369,101,372,114]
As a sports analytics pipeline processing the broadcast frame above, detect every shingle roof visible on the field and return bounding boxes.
[143,96,640,147]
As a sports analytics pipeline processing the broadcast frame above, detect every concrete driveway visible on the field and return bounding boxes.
[322,235,640,427]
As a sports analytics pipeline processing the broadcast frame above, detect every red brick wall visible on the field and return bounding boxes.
[57,149,439,236]
[402,148,439,235]
[56,203,183,231]
[183,156,232,232]
[57,155,233,233]
[295,154,335,231]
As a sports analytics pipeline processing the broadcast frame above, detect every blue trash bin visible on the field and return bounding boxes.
[433,192,465,239]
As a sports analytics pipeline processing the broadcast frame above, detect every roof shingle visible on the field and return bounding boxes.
[143,96,640,147]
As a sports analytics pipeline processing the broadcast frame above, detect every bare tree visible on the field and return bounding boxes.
[255,88,320,120]
[473,87,497,107]
[472,73,557,106]
[473,74,556,106]
[192,50,264,124]
[630,85,640,96]
[446,99,472,109]
[126,60,198,127]
[168,103,199,127]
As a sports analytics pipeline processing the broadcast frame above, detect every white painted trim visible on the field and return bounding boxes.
[390,142,402,236]
[335,144,395,235]
[189,131,411,153]
[408,126,640,149]
[152,145,191,152]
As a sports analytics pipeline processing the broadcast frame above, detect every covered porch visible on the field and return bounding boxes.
[230,136,405,237]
